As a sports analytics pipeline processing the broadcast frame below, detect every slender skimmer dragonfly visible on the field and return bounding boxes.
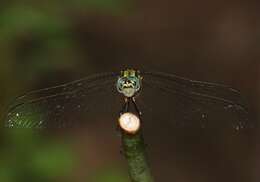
[5,69,251,130]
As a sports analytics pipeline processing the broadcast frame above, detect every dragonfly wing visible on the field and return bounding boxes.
[8,72,118,108]
[5,72,121,129]
[139,71,252,130]
[143,71,247,107]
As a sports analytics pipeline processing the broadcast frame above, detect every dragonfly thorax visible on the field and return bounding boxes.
[116,69,142,98]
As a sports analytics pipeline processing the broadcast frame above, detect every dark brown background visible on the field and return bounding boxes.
[0,0,259,181]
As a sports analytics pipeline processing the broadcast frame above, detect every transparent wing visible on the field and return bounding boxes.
[143,71,247,107]
[5,72,122,129]
[139,71,253,130]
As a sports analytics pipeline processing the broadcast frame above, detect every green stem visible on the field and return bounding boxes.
[121,129,154,182]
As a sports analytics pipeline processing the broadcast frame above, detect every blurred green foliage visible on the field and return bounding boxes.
[0,0,131,181]
[90,167,129,182]
[0,129,75,182]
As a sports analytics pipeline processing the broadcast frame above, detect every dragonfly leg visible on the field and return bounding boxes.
[132,97,142,117]
[119,97,130,115]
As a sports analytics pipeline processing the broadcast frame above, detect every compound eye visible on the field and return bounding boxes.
[118,84,123,91]
[133,79,140,90]
[132,80,136,86]
[117,78,126,92]
[129,80,134,84]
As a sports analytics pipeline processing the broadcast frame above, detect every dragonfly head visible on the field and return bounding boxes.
[116,69,142,98]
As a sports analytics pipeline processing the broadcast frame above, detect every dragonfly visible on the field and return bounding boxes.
[4,68,251,130]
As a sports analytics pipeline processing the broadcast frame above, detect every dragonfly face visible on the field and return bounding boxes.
[116,69,142,98]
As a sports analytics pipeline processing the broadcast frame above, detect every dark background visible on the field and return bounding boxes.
[0,0,259,182]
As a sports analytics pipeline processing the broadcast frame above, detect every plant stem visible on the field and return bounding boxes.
[121,128,154,182]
